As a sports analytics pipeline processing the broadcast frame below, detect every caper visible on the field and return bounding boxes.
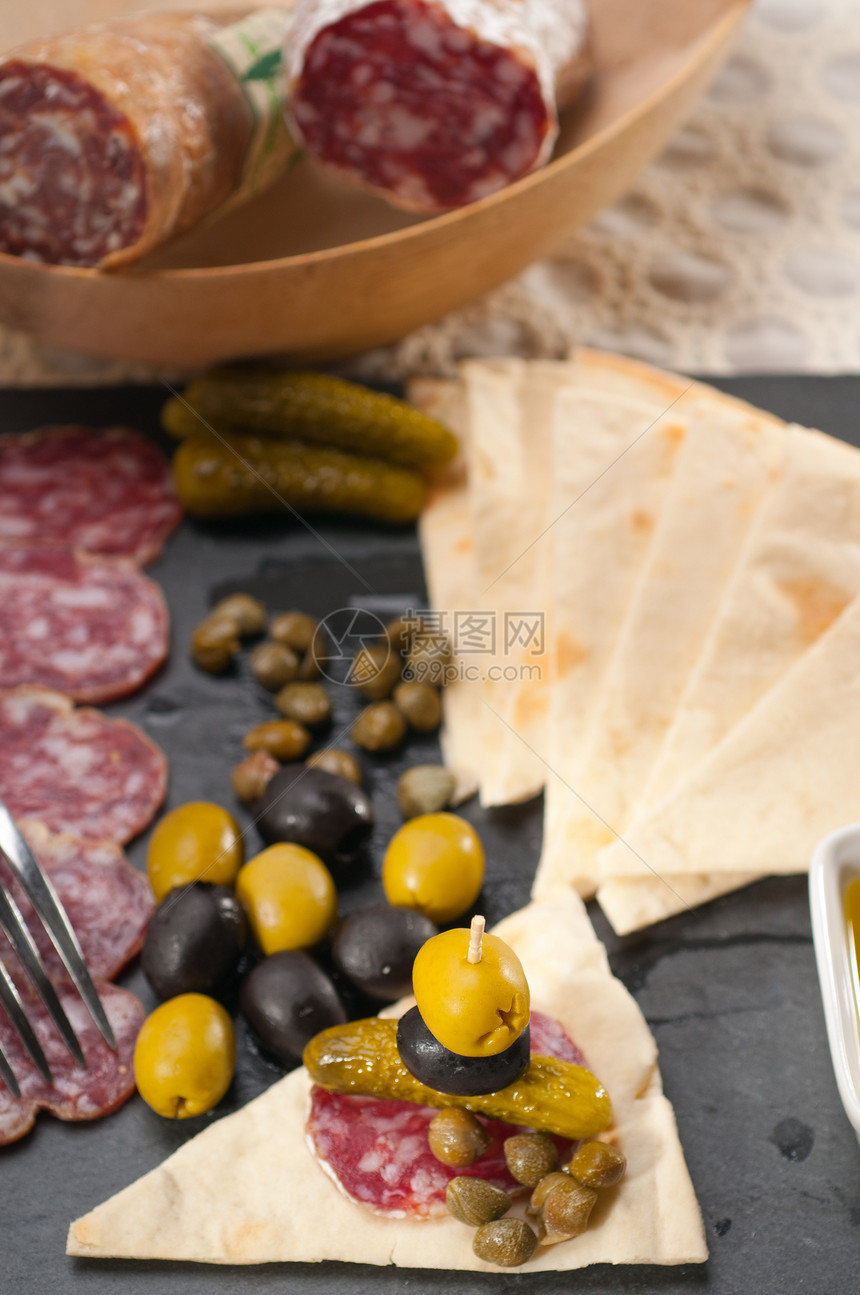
[243,719,311,762]
[251,641,300,691]
[446,1177,510,1227]
[527,1171,570,1216]
[351,701,406,752]
[472,1219,537,1268]
[566,1140,627,1190]
[212,593,266,637]
[504,1132,559,1188]
[306,748,363,785]
[275,681,332,728]
[353,644,402,700]
[270,611,318,653]
[405,634,453,687]
[191,616,239,674]
[396,765,455,818]
[385,615,418,655]
[539,1176,597,1243]
[231,751,280,804]
[393,680,441,732]
[428,1109,490,1168]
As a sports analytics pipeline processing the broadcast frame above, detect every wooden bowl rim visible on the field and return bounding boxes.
[0,0,749,284]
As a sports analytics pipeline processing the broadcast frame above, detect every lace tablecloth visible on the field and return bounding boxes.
[1,0,858,386]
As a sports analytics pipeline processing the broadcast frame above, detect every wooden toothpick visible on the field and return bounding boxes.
[467,914,485,964]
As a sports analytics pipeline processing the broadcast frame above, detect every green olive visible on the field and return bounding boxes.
[428,1109,490,1167]
[351,701,407,752]
[147,802,244,902]
[527,1172,570,1216]
[275,681,332,728]
[251,641,300,691]
[473,1219,537,1267]
[306,748,363,785]
[270,611,318,653]
[397,765,455,818]
[566,1140,627,1190]
[446,1177,510,1227]
[353,644,402,700]
[190,616,239,674]
[231,751,280,804]
[393,681,442,732]
[235,843,337,954]
[133,994,235,1118]
[504,1132,559,1187]
[411,924,529,1058]
[385,615,418,655]
[243,718,311,762]
[212,593,266,637]
[382,812,484,923]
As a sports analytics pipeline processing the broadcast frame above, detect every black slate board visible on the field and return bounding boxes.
[1,375,859,1294]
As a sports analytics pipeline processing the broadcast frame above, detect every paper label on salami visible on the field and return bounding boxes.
[207,8,296,210]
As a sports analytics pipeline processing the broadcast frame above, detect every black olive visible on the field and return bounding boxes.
[240,951,347,1067]
[141,883,246,1000]
[396,1006,531,1096]
[256,764,374,868]
[332,905,438,1002]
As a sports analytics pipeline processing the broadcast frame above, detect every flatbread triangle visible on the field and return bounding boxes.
[67,895,706,1271]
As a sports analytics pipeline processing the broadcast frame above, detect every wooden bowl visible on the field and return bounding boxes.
[0,0,749,366]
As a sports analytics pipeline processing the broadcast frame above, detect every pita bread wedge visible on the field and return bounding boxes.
[597,424,860,932]
[67,894,706,1271]
[460,358,576,807]
[548,395,785,895]
[598,590,860,881]
[411,377,480,804]
[533,386,689,899]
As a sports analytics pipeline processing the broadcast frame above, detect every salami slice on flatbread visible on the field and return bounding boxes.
[67,895,706,1272]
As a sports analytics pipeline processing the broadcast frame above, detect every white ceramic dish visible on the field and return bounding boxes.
[809,823,860,1143]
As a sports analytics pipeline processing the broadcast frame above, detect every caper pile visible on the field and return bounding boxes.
[434,1127,627,1267]
[190,597,459,821]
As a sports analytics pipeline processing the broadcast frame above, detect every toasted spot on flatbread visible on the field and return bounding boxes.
[556,632,590,675]
[630,509,654,534]
[777,575,850,644]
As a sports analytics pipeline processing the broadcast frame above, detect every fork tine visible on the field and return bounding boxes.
[0,805,115,1051]
[0,1027,21,1098]
[0,887,85,1067]
[0,959,51,1085]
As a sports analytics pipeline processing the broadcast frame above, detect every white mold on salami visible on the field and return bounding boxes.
[286,0,591,210]
[0,549,169,704]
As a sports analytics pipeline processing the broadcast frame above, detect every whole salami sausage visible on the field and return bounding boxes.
[285,0,591,211]
[0,9,294,268]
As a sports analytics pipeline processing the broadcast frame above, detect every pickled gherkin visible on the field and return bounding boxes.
[162,370,458,468]
[173,432,425,524]
[303,1018,613,1141]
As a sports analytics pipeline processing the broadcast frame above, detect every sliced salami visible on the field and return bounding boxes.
[286,0,591,211]
[0,10,293,268]
[307,1010,579,1217]
[0,821,153,982]
[0,688,166,844]
[0,981,144,1146]
[0,549,168,704]
[0,426,181,565]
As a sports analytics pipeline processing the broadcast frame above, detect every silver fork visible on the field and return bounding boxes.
[0,800,116,1097]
